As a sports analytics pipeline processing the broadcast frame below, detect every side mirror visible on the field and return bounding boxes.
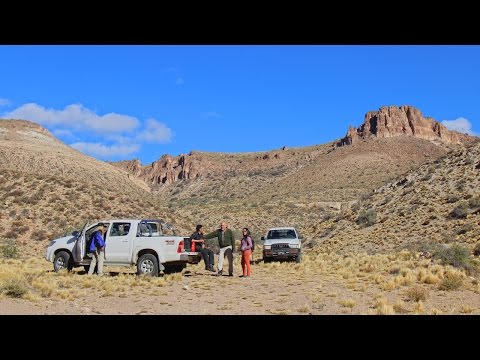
[72,230,80,237]
[261,236,265,240]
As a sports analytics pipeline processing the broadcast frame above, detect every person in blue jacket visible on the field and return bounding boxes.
[88,223,107,276]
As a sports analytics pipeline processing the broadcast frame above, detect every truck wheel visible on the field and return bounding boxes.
[54,251,73,272]
[137,254,159,276]
[163,264,186,274]
[296,251,302,264]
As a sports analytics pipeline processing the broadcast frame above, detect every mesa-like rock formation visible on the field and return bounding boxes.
[336,105,474,147]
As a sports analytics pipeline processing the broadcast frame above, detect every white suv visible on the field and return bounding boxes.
[261,227,302,263]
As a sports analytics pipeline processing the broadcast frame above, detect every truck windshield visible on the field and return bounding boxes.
[267,229,296,239]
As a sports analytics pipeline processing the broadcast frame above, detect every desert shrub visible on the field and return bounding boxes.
[360,192,373,202]
[351,201,361,213]
[4,230,18,239]
[17,225,30,235]
[421,173,433,181]
[1,242,19,258]
[468,196,480,209]
[357,209,377,227]
[381,195,392,205]
[407,240,439,254]
[1,278,28,298]
[322,212,333,221]
[31,229,49,241]
[433,243,471,269]
[456,180,466,191]
[405,286,428,302]
[474,243,480,257]
[438,273,463,291]
[449,203,468,219]
[455,223,474,235]
[446,195,460,204]
[7,189,24,197]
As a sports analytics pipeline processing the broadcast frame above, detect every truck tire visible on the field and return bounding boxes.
[137,254,159,276]
[54,251,73,272]
[163,264,186,274]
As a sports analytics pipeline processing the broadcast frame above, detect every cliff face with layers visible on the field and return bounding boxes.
[336,105,473,147]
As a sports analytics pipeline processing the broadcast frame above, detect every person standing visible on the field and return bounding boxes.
[204,221,235,276]
[88,223,107,276]
[240,228,253,277]
[190,224,215,272]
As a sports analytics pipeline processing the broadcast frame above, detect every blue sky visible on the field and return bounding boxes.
[0,45,479,165]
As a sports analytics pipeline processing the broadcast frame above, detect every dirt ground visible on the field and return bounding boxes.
[1,252,480,315]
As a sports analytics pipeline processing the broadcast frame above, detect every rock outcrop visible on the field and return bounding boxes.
[336,105,474,147]
[114,154,206,186]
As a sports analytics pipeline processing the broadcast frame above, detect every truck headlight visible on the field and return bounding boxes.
[263,245,271,250]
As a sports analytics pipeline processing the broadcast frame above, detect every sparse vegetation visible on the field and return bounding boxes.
[357,209,377,227]
[438,273,464,291]
[433,243,472,269]
[1,241,19,259]
[405,286,428,302]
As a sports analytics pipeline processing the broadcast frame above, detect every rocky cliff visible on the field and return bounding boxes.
[114,153,207,186]
[336,105,474,147]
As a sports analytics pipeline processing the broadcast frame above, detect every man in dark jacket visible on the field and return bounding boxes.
[204,221,235,276]
[191,225,215,272]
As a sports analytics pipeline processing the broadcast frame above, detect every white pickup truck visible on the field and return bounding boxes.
[45,219,202,276]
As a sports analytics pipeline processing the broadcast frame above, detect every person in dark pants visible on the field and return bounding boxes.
[204,221,235,276]
[191,225,215,272]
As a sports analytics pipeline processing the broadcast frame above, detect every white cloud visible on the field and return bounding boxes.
[203,111,222,118]
[52,129,75,139]
[3,103,139,133]
[442,117,476,135]
[0,98,11,107]
[176,77,185,86]
[137,118,172,143]
[3,102,174,161]
[70,142,140,158]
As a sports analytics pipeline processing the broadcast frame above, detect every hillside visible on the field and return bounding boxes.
[311,138,480,254]
[0,120,181,257]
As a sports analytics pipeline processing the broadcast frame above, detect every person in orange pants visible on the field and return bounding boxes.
[240,227,253,277]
